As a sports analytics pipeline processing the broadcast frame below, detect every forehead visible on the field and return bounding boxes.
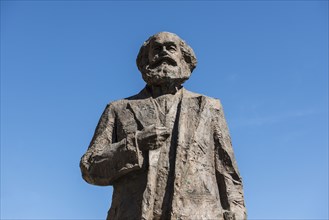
[151,33,181,45]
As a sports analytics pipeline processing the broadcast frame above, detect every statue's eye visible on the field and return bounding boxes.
[168,45,176,52]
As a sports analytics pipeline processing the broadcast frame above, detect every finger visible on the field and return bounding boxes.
[144,132,158,139]
[144,124,156,131]
[160,131,170,137]
[158,133,170,140]
[155,126,168,130]
[158,129,170,135]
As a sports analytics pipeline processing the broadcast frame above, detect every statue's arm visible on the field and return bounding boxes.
[213,99,247,220]
[80,103,143,186]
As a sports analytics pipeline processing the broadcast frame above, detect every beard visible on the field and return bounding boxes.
[141,59,191,87]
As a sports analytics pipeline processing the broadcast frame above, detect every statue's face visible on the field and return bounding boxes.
[148,34,183,69]
[142,33,191,86]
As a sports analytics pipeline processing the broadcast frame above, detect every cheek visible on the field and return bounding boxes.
[148,52,157,61]
[174,51,183,60]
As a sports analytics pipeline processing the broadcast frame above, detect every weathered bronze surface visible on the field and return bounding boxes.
[80,32,246,220]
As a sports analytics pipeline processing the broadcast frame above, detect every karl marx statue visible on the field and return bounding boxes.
[80,32,246,220]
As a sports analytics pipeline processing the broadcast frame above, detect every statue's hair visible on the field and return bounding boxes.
[136,32,197,73]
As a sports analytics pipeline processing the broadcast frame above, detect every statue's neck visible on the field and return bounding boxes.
[147,84,182,98]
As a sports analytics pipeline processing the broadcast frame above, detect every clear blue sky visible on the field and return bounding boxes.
[1,1,328,219]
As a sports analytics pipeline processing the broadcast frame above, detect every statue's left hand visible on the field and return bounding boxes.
[136,124,170,151]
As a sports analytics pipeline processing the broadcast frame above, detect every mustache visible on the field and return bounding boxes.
[148,56,177,69]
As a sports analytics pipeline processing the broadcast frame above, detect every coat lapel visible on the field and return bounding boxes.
[171,90,207,217]
[125,87,160,219]
[126,88,158,130]
[177,90,207,146]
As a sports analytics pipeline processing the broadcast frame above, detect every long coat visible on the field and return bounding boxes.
[80,87,246,220]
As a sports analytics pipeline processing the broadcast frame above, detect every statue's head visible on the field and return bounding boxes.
[136,32,197,87]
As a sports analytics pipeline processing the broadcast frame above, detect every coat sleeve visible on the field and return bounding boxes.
[80,103,143,186]
[212,99,247,220]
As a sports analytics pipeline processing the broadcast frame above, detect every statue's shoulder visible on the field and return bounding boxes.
[105,89,148,110]
[183,89,222,110]
[125,87,151,101]
[106,99,128,107]
[105,98,135,111]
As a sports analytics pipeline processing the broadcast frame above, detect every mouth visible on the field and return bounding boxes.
[149,56,177,69]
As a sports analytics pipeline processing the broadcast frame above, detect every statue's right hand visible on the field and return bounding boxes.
[136,124,170,151]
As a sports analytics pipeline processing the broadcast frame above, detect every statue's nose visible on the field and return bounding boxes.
[159,46,169,56]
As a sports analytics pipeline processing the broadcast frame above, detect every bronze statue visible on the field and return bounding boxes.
[80,32,246,220]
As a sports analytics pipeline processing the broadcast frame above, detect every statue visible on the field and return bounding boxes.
[80,32,247,220]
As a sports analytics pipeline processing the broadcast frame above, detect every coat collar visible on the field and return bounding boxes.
[127,86,207,142]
